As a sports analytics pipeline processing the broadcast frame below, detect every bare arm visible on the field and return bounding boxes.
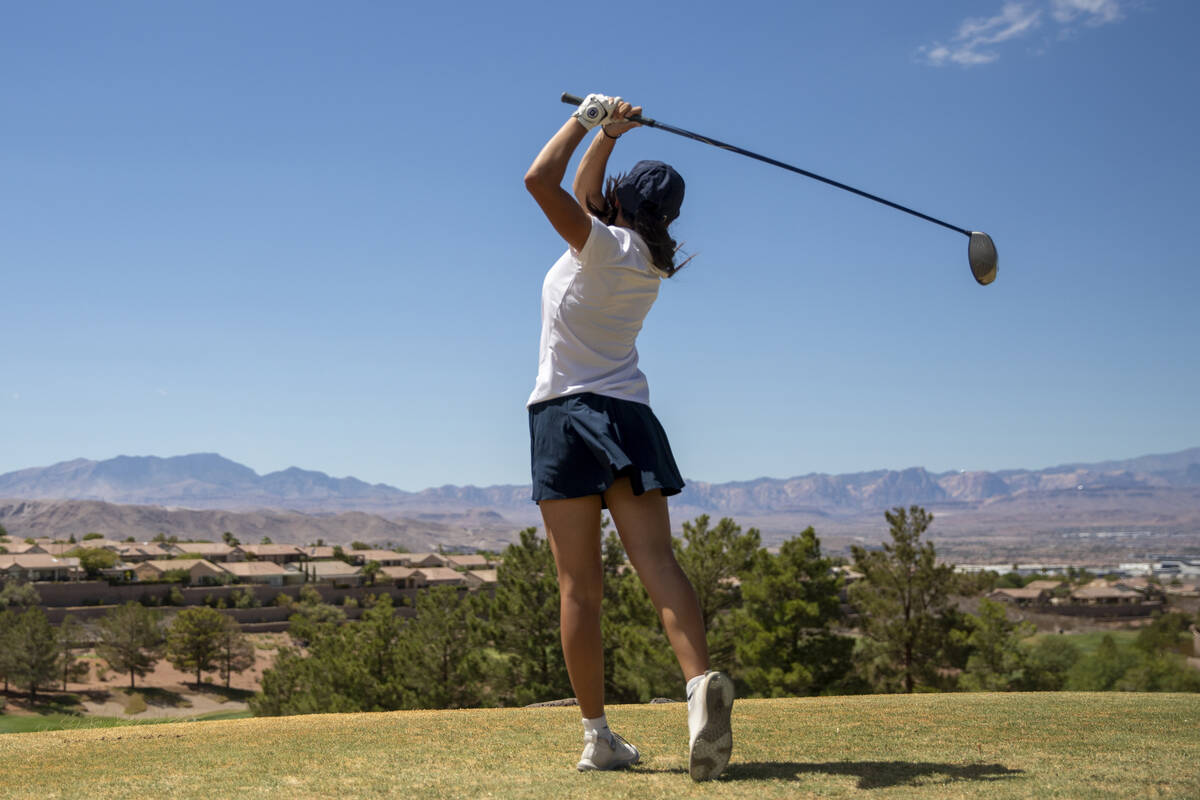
[524,119,592,252]
[573,103,642,213]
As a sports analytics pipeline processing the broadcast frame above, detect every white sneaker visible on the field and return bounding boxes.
[576,730,640,771]
[687,671,734,781]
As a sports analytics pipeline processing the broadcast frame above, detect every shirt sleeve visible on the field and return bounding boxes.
[576,216,623,270]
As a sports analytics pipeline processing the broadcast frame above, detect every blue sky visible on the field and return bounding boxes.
[3,1,1197,491]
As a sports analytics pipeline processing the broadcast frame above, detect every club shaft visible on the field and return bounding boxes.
[561,92,971,238]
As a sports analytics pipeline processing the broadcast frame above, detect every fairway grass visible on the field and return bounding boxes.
[1,693,1197,799]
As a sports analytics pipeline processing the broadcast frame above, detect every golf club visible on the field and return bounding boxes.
[561,92,998,286]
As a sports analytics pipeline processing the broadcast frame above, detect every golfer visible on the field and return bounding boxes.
[524,93,734,781]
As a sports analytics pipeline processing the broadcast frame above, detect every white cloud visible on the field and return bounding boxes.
[1051,0,1122,25]
[919,0,1125,67]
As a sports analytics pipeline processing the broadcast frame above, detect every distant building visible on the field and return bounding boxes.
[350,549,410,567]
[401,553,449,569]
[134,559,226,586]
[240,544,303,564]
[307,560,363,585]
[0,554,83,582]
[220,561,302,586]
[168,543,245,563]
[444,554,493,571]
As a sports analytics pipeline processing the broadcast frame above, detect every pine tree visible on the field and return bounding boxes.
[9,607,61,701]
[673,515,760,633]
[600,530,681,703]
[399,586,492,708]
[166,607,228,689]
[57,616,90,690]
[958,598,1034,691]
[216,616,256,689]
[96,603,165,690]
[490,527,570,706]
[732,528,855,697]
[850,506,957,693]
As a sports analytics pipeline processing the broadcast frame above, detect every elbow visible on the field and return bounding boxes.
[524,168,550,197]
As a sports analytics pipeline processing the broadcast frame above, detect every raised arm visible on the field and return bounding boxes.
[574,102,642,213]
[524,95,640,252]
[524,118,592,252]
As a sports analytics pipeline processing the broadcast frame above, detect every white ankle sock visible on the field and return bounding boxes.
[582,714,610,738]
[686,672,707,700]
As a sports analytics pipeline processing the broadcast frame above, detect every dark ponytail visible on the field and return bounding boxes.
[587,174,691,277]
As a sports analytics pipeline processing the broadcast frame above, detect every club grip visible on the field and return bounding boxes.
[559,92,652,126]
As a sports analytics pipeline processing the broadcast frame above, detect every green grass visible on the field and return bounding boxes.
[1,694,1197,799]
[0,709,252,735]
[1026,630,1140,656]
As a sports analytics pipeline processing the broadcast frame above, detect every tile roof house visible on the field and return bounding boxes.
[1070,584,1143,605]
[400,553,448,569]
[412,567,467,587]
[168,543,245,563]
[111,543,174,563]
[134,559,227,585]
[298,546,336,560]
[988,587,1049,606]
[444,554,492,571]
[463,569,498,588]
[220,561,301,586]
[380,566,420,587]
[2,542,48,555]
[1023,580,1065,593]
[0,554,83,582]
[351,550,410,567]
[307,560,364,585]
[240,544,304,564]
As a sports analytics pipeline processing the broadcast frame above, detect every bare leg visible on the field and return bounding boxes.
[539,494,605,719]
[604,478,709,680]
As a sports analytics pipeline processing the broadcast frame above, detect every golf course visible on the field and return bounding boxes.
[2,692,1197,799]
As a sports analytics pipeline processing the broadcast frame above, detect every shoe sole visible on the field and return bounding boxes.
[689,672,734,781]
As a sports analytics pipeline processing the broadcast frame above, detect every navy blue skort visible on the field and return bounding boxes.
[528,392,685,504]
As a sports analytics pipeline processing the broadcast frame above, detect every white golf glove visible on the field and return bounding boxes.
[572,93,619,130]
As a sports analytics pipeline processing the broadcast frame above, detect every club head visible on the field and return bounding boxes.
[968,232,998,286]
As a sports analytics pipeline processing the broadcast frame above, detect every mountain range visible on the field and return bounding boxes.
[2,449,1199,554]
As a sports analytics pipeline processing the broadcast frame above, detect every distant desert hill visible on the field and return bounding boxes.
[1,448,1198,554]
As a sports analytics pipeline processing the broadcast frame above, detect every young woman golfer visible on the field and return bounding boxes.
[524,93,734,781]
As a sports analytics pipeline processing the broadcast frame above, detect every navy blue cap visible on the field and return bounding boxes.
[615,160,685,223]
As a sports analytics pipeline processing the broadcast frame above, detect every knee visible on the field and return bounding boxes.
[560,579,602,615]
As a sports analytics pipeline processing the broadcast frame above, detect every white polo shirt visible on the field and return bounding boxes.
[528,216,665,407]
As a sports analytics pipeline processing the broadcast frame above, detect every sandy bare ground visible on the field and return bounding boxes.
[4,633,283,719]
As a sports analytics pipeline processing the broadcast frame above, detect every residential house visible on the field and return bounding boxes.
[351,549,410,567]
[463,569,498,589]
[380,566,420,588]
[0,554,83,582]
[400,553,448,569]
[298,546,336,560]
[220,561,301,587]
[307,560,363,586]
[987,587,1048,607]
[1,542,48,555]
[134,559,227,585]
[411,567,466,587]
[444,554,492,571]
[1024,579,1065,593]
[240,544,303,564]
[111,543,174,563]
[169,543,245,563]
[1069,584,1143,605]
